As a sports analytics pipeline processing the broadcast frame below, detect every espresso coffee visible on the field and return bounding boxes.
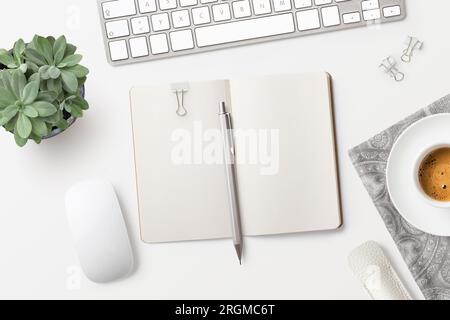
[419,147,450,202]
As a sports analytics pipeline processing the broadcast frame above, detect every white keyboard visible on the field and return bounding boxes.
[98,0,406,65]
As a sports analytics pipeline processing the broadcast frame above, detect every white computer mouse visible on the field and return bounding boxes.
[65,179,134,283]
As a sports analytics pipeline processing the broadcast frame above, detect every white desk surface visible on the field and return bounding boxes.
[0,0,447,300]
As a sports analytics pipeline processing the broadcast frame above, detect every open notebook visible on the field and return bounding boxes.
[130,73,342,243]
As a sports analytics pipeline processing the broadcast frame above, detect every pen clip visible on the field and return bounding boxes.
[219,102,236,162]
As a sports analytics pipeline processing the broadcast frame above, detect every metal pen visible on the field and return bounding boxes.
[218,101,243,265]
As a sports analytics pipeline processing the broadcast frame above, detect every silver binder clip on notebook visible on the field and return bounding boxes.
[379,56,405,82]
[172,83,190,117]
[401,36,423,63]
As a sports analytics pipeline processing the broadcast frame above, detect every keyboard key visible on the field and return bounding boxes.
[149,34,169,54]
[193,7,211,25]
[151,13,170,31]
[296,9,320,31]
[314,0,331,5]
[294,0,312,9]
[138,0,157,13]
[233,0,251,18]
[180,0,198,6]
[170,30,195,51]
[106,20,130,39]
[172,10,191,28]
[129,37,149,57]
[201,0,218,3]
[102,0,136,19]
[273,0,291,12]
[131,16,150,34]
[361,0,379,11]
[321,6,340,27]
[363,8,381,20]
[383,5,401,18]
[213,3,232,22]
[252,0,271,15]
[195,13,295,47]
[159,0,177,10]
[343,11,361,24]
[109,40,129,60]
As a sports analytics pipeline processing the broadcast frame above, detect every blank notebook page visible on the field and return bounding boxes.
[131,81,232,243]
[229,73,342,236]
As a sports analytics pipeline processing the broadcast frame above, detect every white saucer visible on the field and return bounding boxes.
[386,114,450,236]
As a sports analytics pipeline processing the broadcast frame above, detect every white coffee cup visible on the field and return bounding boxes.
[412,143,450,208]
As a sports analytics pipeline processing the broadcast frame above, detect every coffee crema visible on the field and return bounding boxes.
[419,147,450,202]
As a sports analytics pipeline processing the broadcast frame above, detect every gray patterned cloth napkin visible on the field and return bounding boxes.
[349,94,450,300]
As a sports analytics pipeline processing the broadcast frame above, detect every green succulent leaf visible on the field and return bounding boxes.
[39,65,51,80]
[65,65,89,78]
[46,36,56,47]
[0,115,8,126]
[26,61,39,73]
[11,70,27,99]
[23,105,39,118]
[0,87,16,108]
[56,119,69,130]
[21,79,40,105]
[58,54,82,68]
[43,110,62,124]
[53,36,67,65]
[30,133,43,144]
[0,105,19,125]
[70,104,83,118]
[71,95,89,110]
[0,52,15,67]
[3,105,19,120]
[1,70,18,99]
[78,77,87,87]
[48,66,61,79]
[24,48,47,66]
[61,70,78,93]
[29,72,40,83]
[37,91,57,103]
[47,78,63,95]
[18,63,28,73]
[16,112,32,139]
[14,129,28,147]
[64,44,77,58]
[30,118,48,137]
[63,103,71,113]
[34,36,53,65]
[13,39,25,62]
[4,112,17,131]
[29,101,57,117]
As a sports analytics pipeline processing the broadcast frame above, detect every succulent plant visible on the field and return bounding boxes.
[0,71,59,146]
[0,35,89,147]
[24,35,89,96]
[0,39,27,73]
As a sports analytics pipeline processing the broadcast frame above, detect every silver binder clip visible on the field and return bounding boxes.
[171,83,190,117]
[379,56,405,82]
[401,36,423,63]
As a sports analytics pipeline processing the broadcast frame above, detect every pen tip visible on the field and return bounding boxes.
[234,244,243,265]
